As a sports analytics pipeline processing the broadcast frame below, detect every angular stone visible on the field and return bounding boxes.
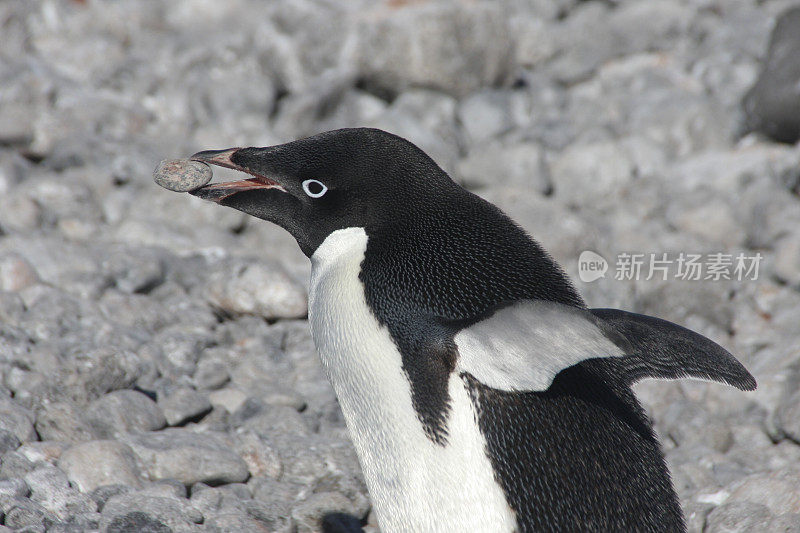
[233,431,282,479]
[193,357,230,390]
[83,390,166,438]
[58,441,144,492]
[100,493,203,532]
[120,429,249,486]
[457,141,551,194]
[0,397,36,443]
[0,253,40,293]
[291,492,357,533]
[0,451,35,479]
[356,1,514,97]
[705,501,773,533]
[34,401,96,443]
[551,141,635,207]
[204,258,307,320]
[1,497,57,531]
[24,465,97,520]
[141,479,188,500]
[208,388,248,414]
[0,479,29,498]
[205,511,273,533]
[158,388,212,426]
[0,430,20,455]
[89,484,135,512]
[458,91,515,146]
[729,469,800,515]
[742,7,800,143]
[17,442,69,465]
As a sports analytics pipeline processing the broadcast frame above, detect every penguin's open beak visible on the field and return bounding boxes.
[189,148,286,203]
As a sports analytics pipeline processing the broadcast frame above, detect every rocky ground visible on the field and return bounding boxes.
[0,0,799,531]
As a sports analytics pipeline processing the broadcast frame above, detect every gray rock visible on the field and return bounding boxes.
[204,257,307,320]
[0,290,25,325]
[142,479,188,500]
[0,397,36,443]
[17,441,69,465]
[728,468,800,515]
[148,327,214,378]
[208,388,248,415]
[458,90,515,147]
[662,402,734,453]
[61,348,145,404]
[366,89,460,175]
[0,478,29,498]
[772,233,800,287]
[233,402,310,439]
[0,194,42,234]
[356,1,514,97]
[769,513,800,532]
[34,401,96,443]
[777,387,800,443]
[84,390,166,438]
[189,484,224,516]
[550,141,635,207]
[217,483,252,502]
[233,431,282,480]
[49,512,102,532]
[0,430,20,455]
[100,245,169,294]
[58,440,144,492]
[0,451,35,479]
[153,159,212,193]
[291,492,358,533]
[512,16,558,69]
[23,464,68,494]
[547,1,691,85]
[24,465,97,520]
[158,388,212,426]
[100,493,203,532]
[10,525,46,533]
[0,497,57,531]
[0,253,39,293]
[665,196,746,248]
[193,356,230,391]
[741,7,800,143]
[457,141,551,194]
[248,478,303,531]
[240,500,294,532]
[250,477,303,511]
[705,501,773,533]
[104,510,172,533]
[205,511,274,533]
[90,484,135,512]
[120,429,249,486]
[227,366,307,411]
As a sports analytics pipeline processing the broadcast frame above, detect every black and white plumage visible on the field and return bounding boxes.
[186,128,756,532]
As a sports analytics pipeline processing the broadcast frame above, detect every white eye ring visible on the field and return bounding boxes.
[302,179,327,198]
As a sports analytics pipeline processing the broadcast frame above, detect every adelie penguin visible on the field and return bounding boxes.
[178,128,755,532]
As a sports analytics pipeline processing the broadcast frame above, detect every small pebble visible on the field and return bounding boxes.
[153,159,212,192]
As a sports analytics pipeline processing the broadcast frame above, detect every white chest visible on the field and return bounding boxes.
[308,228,517,533]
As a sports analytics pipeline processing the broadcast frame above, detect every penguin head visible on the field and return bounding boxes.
[190,128,456,256]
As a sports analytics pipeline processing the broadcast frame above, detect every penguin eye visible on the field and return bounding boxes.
[302,179,327,198]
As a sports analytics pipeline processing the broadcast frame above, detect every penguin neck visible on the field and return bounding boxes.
[361,191,585,327]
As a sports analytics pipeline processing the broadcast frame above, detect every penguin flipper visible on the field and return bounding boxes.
[453,300,627,392]
[589,308,757,391]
